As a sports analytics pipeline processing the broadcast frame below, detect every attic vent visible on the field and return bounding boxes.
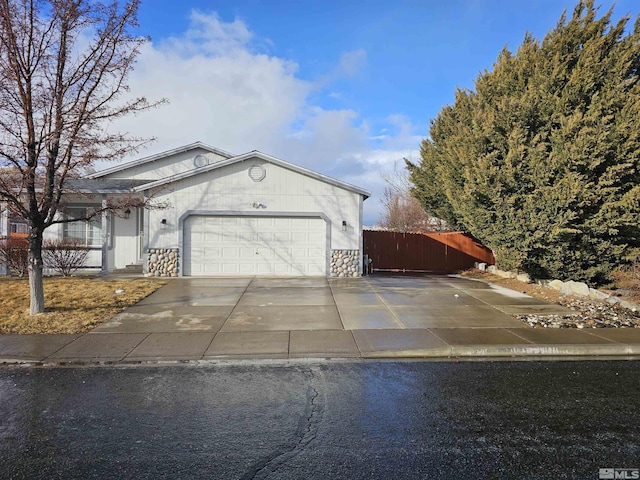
[248,164,266,182]
[193,154,209,168]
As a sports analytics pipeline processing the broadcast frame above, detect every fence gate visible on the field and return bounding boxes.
[363,231,494,274]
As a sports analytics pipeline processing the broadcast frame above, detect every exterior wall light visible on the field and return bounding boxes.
[342,220,347,231]
[123,208,131,220]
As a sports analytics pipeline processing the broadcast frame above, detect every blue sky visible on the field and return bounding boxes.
[114,0,639,224]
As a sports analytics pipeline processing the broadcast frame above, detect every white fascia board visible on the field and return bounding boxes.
[133,150,372,199]
[88,141,235,179]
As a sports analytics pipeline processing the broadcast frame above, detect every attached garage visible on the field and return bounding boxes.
[183,215,327,276]
[88,142,370,277]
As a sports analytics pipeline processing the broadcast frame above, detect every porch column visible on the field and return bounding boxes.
[142,190,150,274]
[101,194,108,275]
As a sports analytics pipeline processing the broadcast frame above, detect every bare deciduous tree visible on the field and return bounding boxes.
[0,0,164,314]
[377,160,449,233]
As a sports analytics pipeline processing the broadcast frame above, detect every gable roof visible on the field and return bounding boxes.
[132,150,371,199]
[88,141,235,179]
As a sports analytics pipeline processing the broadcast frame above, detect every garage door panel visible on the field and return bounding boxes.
[239,232,254,243]
[221,246,239,257]
[274,218,290,227]
[185,215,327,276]
[291,232,307,242]
[239,247,255,257]
[266,233,279,242]
[291,247,306,257]
[257,218,273,227]
[256,263,274,274]
[275,232,290,242]
[241,263,261,274]
[308,233,324,243]
[273,265,289,274]
[291,218,308,227]
[222,217,239,227]
[258,248,275,258]
[203,247,221,257]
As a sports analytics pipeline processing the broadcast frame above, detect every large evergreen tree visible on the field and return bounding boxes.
[408,0,640,284]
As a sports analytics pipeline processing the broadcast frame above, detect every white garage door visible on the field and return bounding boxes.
[184,216,327,276]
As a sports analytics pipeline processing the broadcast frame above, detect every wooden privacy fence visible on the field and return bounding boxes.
[363,230,495,274]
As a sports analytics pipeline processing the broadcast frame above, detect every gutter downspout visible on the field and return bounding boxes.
[100,194,108,275]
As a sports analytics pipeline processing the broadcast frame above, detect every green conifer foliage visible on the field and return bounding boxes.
[407,0,640,284]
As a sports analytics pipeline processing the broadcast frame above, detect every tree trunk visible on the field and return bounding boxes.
[28,229,45,315]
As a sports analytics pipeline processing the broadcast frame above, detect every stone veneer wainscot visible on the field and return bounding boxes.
[330,250,360,277]
[146,248,179,277]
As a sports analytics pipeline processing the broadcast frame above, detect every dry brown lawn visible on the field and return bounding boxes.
[0,277,166,334]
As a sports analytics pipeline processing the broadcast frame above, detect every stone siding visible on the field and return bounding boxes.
[330,250,360,277]
[146,248,179,277]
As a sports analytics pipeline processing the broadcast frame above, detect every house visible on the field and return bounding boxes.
[28,142,370,277]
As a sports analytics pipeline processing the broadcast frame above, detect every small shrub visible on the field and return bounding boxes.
[0,237,29,277]
[43,238,90,276]
[612,256,640,294]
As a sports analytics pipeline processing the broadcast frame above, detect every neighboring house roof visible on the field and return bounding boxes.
[0,168,146,194]
[88,141,235,179]
[131,150,371,199]
[67,178,150,194]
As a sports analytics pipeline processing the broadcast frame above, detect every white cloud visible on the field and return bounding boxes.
[109,11,424,224]
[112,11,310,156]
[335,49,367,79]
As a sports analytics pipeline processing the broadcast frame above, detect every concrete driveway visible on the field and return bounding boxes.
[6,274,640,364]
[64,274,608,361]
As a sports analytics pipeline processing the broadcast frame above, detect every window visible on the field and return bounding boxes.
[10,222,28,235]
[63,207,102,247]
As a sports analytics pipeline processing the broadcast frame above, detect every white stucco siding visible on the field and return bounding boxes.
[100,148,229,181]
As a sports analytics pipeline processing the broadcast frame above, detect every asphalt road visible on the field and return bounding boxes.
[1,360,639,480]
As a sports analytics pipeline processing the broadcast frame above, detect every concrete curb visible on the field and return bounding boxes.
[359,343,640,359]
[3,343,640,366]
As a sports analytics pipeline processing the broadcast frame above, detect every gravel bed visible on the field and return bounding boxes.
[518,296,640,329]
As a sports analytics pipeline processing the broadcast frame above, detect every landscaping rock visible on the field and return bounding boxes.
[619,300,639,312]
[495,269,517,279]
[561,280,590,297]
[518,295,640,329]
[589,288,610,301]
[548,280,564,291]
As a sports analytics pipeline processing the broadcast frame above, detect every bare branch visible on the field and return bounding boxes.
[377,160,451,233]
[0,0,162,314]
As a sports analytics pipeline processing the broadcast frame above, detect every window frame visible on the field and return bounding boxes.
[62,205,103,248]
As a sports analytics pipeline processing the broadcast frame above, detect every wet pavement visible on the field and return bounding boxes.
[1,360,639,479]
[2,275,640,364]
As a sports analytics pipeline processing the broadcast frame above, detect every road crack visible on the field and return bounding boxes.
[241,367,324,480]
